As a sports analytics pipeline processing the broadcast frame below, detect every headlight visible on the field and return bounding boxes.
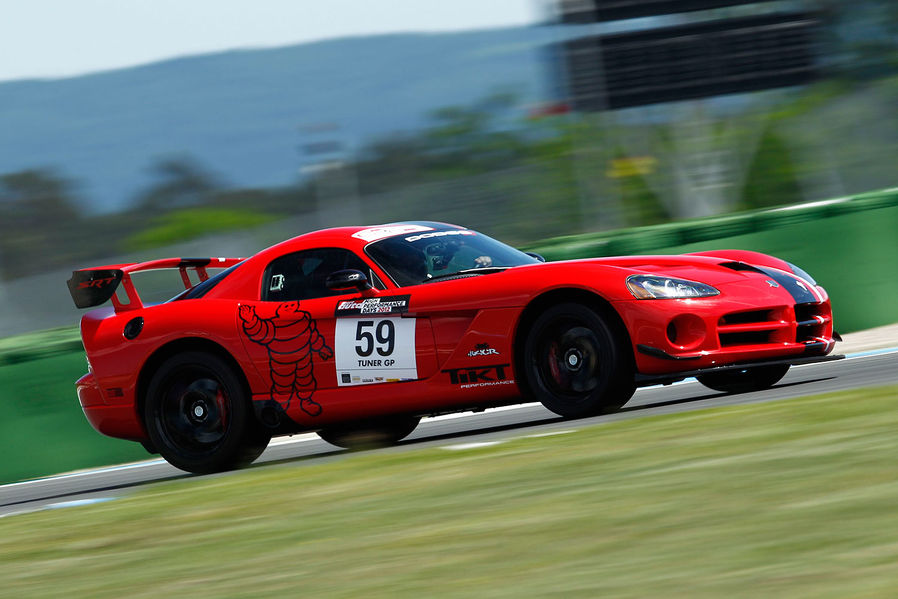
[786,262,817,286]
[626,275,720,299]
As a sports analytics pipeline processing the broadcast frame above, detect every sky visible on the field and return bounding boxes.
[0,0,543,83]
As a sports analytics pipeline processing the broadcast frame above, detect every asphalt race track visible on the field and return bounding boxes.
[2,350,897,518]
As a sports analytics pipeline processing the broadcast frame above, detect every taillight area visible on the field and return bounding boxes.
[76,372,104,408]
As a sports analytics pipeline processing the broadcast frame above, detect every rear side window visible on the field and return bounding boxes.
[262,248,382,301]
[172,262,243,301]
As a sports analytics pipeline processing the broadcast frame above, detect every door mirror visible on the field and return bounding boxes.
[525,252,546,263]
[325,269,372,292]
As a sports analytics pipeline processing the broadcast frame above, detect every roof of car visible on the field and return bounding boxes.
[255,221,466,259]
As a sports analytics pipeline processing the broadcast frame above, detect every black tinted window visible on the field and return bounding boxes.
[263,248,380,301]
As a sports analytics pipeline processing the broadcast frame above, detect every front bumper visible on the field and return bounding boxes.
[615,282,836,376]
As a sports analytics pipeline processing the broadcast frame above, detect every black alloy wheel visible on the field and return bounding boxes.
[524,303,634,418]
[144,351,270,474]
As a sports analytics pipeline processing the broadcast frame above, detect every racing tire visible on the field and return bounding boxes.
[144,351,271,474]
[523,303,635,418]
[696,364,790,394]
[317,415,420,450]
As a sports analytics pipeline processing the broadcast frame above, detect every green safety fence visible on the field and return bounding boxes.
[526,188,898,334]
[528,188,898,261]
[0,327,82,367]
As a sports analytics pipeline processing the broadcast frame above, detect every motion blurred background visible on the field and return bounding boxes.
[1,0,897,337]
[5,5,898,589]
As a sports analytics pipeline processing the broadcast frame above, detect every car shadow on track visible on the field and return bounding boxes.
[623,376,836,413]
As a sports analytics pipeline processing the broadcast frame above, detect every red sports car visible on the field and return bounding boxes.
[68,222,841,473]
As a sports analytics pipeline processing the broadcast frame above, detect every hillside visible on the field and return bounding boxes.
[0,26,566,212]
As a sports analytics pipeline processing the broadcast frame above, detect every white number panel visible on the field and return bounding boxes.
[334,317,417,386]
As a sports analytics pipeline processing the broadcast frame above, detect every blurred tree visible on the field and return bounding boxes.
[134,157,219,214]
[351,91,601,240]
[125,208,276,251]
[424,90,529,173]
[0,170,84,279]
[740,128,804,210]
[355,136,431,194]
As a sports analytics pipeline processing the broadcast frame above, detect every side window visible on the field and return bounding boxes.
[262,248,383,301]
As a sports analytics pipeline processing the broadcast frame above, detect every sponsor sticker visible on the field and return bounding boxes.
[239,302,331,417]
[334,294,410,317]
[442,363,513,389]
[404,230,476,243]
[467,343,499,357]
[335,317,418,386]
[352,224,433,242]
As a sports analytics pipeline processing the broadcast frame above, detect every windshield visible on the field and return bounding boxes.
[365,227,538,287]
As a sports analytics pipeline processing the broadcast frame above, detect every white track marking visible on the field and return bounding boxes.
[269,433,319,446]
[46,498,116,509]
[524,430,577,438]
[3,459,167,488]
[441,441,503,451]
[427,403,542,422]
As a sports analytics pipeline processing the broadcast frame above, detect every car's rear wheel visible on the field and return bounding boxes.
[317,415,420,449]
[523,303,635,418]
[696,364,790,394]
[144,351,270,474]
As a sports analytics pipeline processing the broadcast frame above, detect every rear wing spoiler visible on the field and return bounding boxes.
[67,257,245,311]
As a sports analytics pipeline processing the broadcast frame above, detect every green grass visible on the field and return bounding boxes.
[125,208,277,250]
[3,386,898,598]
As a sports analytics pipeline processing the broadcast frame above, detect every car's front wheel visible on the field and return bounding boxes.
[696,364,790,394]
[523,303,635,418]
[317,415,420,449]
[144,351,270,474]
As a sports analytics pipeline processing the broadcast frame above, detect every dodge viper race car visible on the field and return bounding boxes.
[68,221,842,473]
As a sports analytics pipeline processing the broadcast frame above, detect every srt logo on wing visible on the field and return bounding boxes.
[442,363,510,385]
[79,277,116,289]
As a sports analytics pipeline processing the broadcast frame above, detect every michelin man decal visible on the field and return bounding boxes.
[239,301,333,416]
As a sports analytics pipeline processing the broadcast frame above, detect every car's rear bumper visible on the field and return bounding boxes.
[77,372,146,441]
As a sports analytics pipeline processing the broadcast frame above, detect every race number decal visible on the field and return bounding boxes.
[335,317,417,386]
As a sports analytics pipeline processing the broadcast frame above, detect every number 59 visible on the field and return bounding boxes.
[355,320,395,357]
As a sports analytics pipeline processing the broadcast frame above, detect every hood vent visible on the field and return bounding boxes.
[718,261,765,274]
